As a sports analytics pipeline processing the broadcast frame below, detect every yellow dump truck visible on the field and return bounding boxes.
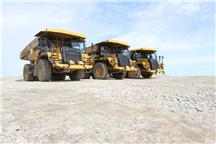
[127,48,165,78]
[85,40,137,79]
[20,28,91,81]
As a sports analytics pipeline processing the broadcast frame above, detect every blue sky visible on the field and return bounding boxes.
[1,1,215,76]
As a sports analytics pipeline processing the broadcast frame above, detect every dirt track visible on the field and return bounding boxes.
[1,76,216,143]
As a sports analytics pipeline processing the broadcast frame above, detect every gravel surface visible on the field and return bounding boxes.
[1,76,215,143]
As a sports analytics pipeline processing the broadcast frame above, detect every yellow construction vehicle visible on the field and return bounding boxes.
[20,28,90,81]
[127,48,165,78]
[81,53,93,79]
[84,40,137,79]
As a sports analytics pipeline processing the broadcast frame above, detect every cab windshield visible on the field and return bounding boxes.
[106,46,129,54]
[143,52,157,59]
[71,41,85,50]
[122,49,130,56]
[135,52,157,60]
[46,36,85,50]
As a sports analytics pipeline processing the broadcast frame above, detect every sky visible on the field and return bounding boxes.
[1,0,215,76]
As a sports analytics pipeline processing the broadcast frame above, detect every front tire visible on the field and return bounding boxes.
[23,64,34,81]
[51,74,66,81]
[69,70,82,81]
[112,72,125,80]
[81,71,91,79]
[141,72,153,78]
[93,62,108,79]
[83,73,91,79]
[127,67,141,79]
[36,59,51,81]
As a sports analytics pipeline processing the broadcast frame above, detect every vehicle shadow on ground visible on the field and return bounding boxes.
[15,77,157,82]
[15,79,84,82]
[15,79,24,82]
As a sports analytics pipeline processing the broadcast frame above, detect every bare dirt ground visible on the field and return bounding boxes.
[1,76,215,143]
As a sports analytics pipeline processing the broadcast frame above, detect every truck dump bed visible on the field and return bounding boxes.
[20,38,39,60]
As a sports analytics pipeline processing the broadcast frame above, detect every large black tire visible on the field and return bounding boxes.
[51,74,66,81]
[69,70,82,81]
[112,72,125,80]
[80,70,85,79]
[127,67,141,79]
[93,62,108,79]
[36,59,51,81]
[23,64,34,81]
[141,72,153,78]
[91,73,96,79]
[59,74,66,81]
[83,72,91,79]
[85,73,91,79]
[80,70,91,79]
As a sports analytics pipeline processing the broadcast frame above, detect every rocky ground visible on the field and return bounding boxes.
[1,76,215,143]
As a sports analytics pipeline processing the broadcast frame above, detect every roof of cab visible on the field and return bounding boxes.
[130,48,157,52]
[95,39,130,47]
[35,28,87,39]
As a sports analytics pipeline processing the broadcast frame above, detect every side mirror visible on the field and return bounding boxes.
[159,56,164,59]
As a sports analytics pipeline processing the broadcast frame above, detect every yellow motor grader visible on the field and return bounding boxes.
[20,28,91,81]
[127,48,165,78]
[84,40,137,79]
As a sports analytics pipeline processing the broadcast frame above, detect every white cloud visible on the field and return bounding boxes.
[114,2,209,53]
[117,30,201,52]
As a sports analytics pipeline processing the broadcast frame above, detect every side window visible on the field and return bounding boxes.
[135,53,142,60]
[100,46,107,55]
[142,53,147,58]
[152,53,157,60]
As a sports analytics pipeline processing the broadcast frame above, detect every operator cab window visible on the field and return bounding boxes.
[135,53,142,60]
[151,52,157,60]
[100,46,107,55]
[122,49,130,56]
[71,40,85,50]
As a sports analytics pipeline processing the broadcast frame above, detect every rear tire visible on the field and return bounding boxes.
[91,73,96,79]
[141,72,153,78]
[23,64,34,81]
[83,72,91,79]
[69,70,82,81]
[59,74,66,81]
[113,72,125,80]
[127,67,141,79]
[36,59,51,81]
[85,73,91,79]
[93,62,108,79]
[51,74,66,81]
[81,71,91,79]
